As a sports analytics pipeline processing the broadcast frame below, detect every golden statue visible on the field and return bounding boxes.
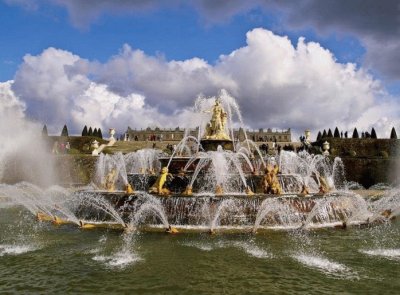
[262,164,282,195]
[300,184,310,196]
[166,225,179,234]
[103,168,117,192]
[203,98,231,140]
[125,183,135,194]
[149,167,171,195]
[318,176,330,194]
[36,212,53,222]
[182,185,193,196]
[215,184,224,195]
[246,186,254,196]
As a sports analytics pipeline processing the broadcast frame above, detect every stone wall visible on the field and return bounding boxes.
[125,127,292,142]
[320,138,400,188]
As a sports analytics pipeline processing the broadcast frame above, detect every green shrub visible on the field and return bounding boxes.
[378,151,389,158]
[348,150,357,157]
[67,148,81,155]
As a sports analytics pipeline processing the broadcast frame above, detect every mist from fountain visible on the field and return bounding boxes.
[166,135,200,168]
[95,152,129,189]
[273,150,346,193]
[0,182,80,224]
[236,139,266,169]
[254,198,303,231]
[76,192,126,227]
[124,149,161,175]
[206,199,241,232]
[302,193,371,228]
[187,146,252,195]
[0,107,56,187]
[126,192,169,229]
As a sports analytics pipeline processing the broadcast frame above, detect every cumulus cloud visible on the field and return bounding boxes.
[0,81,26,119]
[12,47,90,132]
[4,28,399,139]
[192,0,400,79]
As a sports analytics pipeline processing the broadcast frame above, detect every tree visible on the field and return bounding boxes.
[61,124,68,137]
[352,128,359,139]
[322,129,327,138]
[390,127,397,139]
[42,125,48,137]
[82,125,88,136]
[316,131,322,141]
[88,127,93,136]
[327,129,333,138]
[98,128,103,139]
[334,127,340,138]
[371,127,377,139]
[93,128,98,137]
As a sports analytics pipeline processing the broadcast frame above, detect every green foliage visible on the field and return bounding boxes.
[371,127,377,139]
[61,124,69,137]
[352,128,359,139]
[316,131,322,141]
[348,150,357,157]
[98,128,103,139]
[379,150,389,158]
[390,127,397,139]
[93,128,98,137]
[88,127,93,136]
[82,144,91,152]
[82,125,88,136]
[322,129,327,138]
[334,127,340,138]
[67,148,81,155]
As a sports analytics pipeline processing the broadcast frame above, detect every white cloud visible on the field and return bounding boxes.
[12,47,90,133]
[0,81,26,119]
[4,28,399,139]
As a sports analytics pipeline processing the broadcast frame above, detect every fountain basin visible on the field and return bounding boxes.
[76,191,386,229]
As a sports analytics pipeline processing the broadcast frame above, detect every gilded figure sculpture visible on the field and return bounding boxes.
[262,164,282,195]
[203,98,231,140]
[103,168,117,192]
[149,167,171,196]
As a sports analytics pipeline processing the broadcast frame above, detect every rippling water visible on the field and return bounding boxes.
[0,207,399,294]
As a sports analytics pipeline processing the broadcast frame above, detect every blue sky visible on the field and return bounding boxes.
[0,0,399,136]
[0,1,366,81]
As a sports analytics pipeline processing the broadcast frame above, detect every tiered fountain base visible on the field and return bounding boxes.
[78,191,383,230]
[200,139,234,151]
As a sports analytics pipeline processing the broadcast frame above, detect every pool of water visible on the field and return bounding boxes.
[0,207,399,294]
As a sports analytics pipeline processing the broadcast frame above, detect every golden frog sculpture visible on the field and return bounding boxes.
[149,167,171,196]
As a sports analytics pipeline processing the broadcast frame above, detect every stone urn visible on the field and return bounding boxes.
[305,129,311,143]
[91,140,99,149]
[322,141,330,156]
[91,140,99,156]
[109,128,116,140]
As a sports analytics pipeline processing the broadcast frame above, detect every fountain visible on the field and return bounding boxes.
[52,91,395,234]
[0,90,398,235]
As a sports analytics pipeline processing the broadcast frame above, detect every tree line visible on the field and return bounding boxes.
[316,127,398,141]
[41,124,103,139]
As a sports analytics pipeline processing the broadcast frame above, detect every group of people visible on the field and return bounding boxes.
[52,141,70,154]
